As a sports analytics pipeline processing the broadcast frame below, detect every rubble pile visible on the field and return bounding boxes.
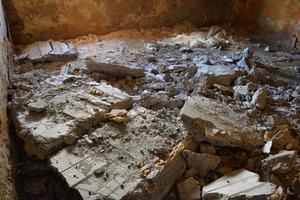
[9,26,300,200]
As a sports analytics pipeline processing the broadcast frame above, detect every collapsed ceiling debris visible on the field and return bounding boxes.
[7,23,299,200]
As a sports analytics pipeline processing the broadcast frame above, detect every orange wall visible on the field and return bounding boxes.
[233,0,300,48]
[4,0,233,44]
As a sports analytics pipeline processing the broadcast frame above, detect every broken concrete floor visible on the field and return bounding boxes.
[9,25,300,200]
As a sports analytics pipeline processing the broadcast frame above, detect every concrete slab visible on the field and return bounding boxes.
[13,80,133,159]
[50,107,189,200]
[202,169,278,200]
[17,40,78,63]
[85,58,145,78]
[181,96,265,150]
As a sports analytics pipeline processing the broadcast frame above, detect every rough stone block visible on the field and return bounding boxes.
[262,151,297,174]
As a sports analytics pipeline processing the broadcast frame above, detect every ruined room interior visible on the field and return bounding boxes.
[0,0,299,200]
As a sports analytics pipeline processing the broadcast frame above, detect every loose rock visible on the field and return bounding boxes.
[251,87,268,109]
[271,126,300,151]
[182,150,221,177]
[16,40,78,63]
[177,177,201,200]
[181,96,264,150]
[196,64,242,86]
[28,100,48,113]
[262,150,297,174]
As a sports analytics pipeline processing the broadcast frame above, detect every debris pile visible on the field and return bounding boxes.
[9,25,300,200]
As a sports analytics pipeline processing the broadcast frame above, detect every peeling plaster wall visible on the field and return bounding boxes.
[4,0,233,44]
[0,0,16,199]
[233,0,300,48]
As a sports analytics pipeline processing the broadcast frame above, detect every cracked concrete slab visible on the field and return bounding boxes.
[12,78,133,159]
[50,106,189,200]
[181,96,265,150]
[9,27,300,200]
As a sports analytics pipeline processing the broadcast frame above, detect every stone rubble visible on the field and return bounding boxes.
[16,40,78,63]
[251,87,268,109]
[9,26,300,200]
[12,77,133,159]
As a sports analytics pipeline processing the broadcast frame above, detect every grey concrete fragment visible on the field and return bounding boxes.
[85,58,145,78]
[193,55,212,66]
[14,117,74,160]
[262,141,273,154]
[17,40,78,63]
[202,169,278,200]
[251,87,268,109]
[196,64,242,86]
[92,82,133,110]
[50,141,143,200]
[181,96,264,150]
[28,100,48,112]
[233,85,249,96]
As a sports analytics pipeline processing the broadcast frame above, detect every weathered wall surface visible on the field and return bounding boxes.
[233,0,300,48]
[4,0,233,44]
[0,0,16,199]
